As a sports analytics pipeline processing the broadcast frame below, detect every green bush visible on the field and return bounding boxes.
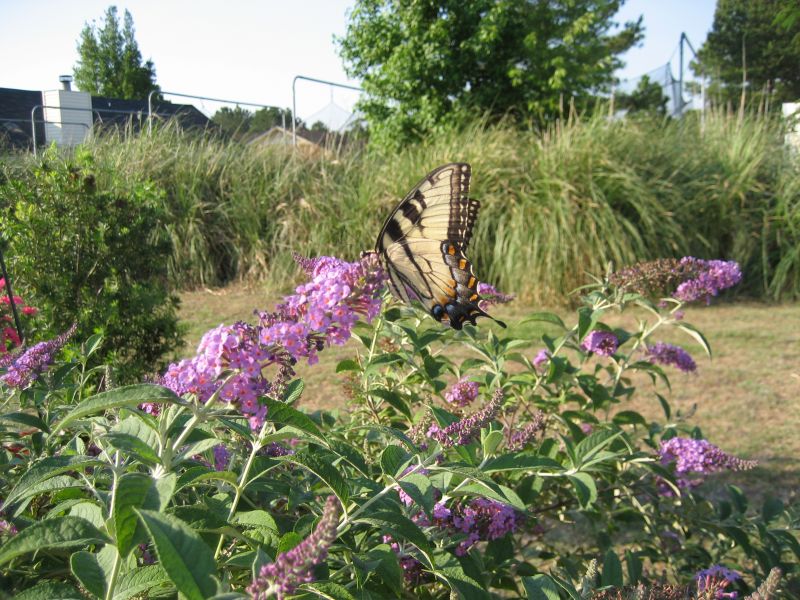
[0,147,183,381]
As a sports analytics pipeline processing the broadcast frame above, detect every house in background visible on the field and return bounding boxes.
[0,76,211,151]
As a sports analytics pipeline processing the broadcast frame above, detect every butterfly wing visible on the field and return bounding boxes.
[375,163,505,329]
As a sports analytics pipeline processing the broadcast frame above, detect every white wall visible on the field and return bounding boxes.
[783,102,800,153]
[42,89,92,146]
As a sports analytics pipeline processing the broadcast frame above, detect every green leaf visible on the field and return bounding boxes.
[114,473,174,557]
[0,411,50,433]
[676,322,712,358]
[14,582,84,600]
[522,312,567,330]
[568,473,597,508]
[365,545,403,590]
[277,531,303,554]
[302,582,357,599]
[135,509,217,600]
[53,384,181,432]
[4,455,102,507]
[601,549,623,587]
[335,359,360,373]
[612,411,647,426]
[277,450,350,507]
[380,445,410,477]
[112,565,173,600]
[354,511,434,566]
[69,501,106,529]
[436,563,490,599]
[481,430,504,456]
[625,550,643,585]
[577,307,600,340]
[370,388,412,419]
[762,497,784,524]
[522,574,560,600]
[71,546,117,599]
[283,379,305,404]
[264,397,326,446]
[397,473,435,516]
[483,454,563,474]
[0,516,109,566]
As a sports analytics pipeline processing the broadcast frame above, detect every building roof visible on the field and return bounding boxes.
[92,95,211,129]
[0,87,45,149]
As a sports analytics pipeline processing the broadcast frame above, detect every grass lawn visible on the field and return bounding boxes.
[179,284,800,502]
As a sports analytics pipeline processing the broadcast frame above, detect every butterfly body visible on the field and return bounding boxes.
[375,163,505,330]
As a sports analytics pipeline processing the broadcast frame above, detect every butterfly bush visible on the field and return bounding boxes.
[646,342,697,373]
[477,282,514,310]
[444,376,479,407]
[695,565,741,599]
[248,495,340,600]
[427,388,504,447]
[0,278,38,354]
[581,330,619,356]
[658,437,757,492]
[158,254,386,428]
[0,324,76,389]
[532,348,550,370]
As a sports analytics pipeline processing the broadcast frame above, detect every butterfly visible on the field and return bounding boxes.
[374,163,506,330]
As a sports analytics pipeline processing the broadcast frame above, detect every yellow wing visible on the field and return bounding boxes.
[375,163,505,330]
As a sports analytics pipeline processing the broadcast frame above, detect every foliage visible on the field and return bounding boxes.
[616,75,669,116]
[337,0,643,147]
[212,106,299,139]
[0,147,182,381]
[0,258,796,599]
[73,5,159,100]
[693,0,800,106]
[0,277,38,353]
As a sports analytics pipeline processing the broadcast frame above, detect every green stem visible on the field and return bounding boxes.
[104,548,122,600]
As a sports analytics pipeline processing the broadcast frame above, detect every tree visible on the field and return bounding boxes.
[694,0,800,106]
[73,6,159,100]
[212,106,253,137]
[250,106,296,132]
[337,0,642,147]
[617,75,668,116]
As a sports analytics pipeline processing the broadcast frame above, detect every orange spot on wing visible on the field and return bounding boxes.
[468,276,476,288]
[470,293,478,301]
[448,245,456,255]
[458,258,466,270]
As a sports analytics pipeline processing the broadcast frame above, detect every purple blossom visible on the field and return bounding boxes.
[383,535,430,585]
[532,349,550,370]
[261,442,294,457]
[673,258,742,303]
[696,565,741,599]
[427,388,504,447]
[477,282,514,310]
[581,330,619,357]
[658,437,757,492]
[213,445,231,471]
[646,342,697,373]
[506,412,545,451]
[159,255,386,430]
[248,495,340,600]
[0,519,18,537]
[0,324,77,389]
[451,498,520,555]
[444,377,479,407]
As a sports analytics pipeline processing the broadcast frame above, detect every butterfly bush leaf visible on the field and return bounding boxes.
[70,546,117,599]
[53,384,181,432]
[301,581,357,599]
[276,450,350,507]
[676,321,712,358]
[380,445,410,477]
[264,397,326,446]
[114,473,174,557]
[522,574,560,600]
[14,581,85,600]
[4,455,102,507]
[135,509,217,600]
[111,565,173,600]
[0,516,109,566]
[0,411,50,433]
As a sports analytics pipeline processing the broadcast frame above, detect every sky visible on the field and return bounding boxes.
[0,0,717,126]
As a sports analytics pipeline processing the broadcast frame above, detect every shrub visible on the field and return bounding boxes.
[0,147,183,381]
[0,256,796,598]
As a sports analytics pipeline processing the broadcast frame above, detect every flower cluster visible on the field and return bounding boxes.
[506,411,546,451]
[532,349,550,370]
[673,258,742,304]
[646,342,697,373]
[658,437,757,492]
[159,255,386,429]
[213,445,231,471]
[581,330,619,356]
[0,324,76,389]
[477,282,514,310]
[0,519,18,537]
[444,377,479,407]
[609,257,742,304]
[1,279,38,354]
[451,498,521,555]
[427,388,504,447]
[695,565,741,599]
[383,535,430,585]
[248,495,340,600]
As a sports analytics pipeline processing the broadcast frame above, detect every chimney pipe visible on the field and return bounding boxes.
[59,75,73,91]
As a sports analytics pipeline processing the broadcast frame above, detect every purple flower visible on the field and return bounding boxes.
[696,565,741,599]
[427,388,504,447]
[532,349,550,370]
[506,412,545,451]
[248,495,340,600]
[213,445,231,471]
[477,282,514,310]
[0,324,77,389]
[673,258,742,303]
[658,437,757,492]
[581,330,618,356]
[0,520,18,537]
[451,498,520,555]
[262,442,294,457]
[646,342,697,373]
[444,377,479,407]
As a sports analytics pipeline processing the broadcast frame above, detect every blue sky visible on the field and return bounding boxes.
[0,0,716,125]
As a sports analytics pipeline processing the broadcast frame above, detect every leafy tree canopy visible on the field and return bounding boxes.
[337,0,642,147]
[73,6,159,100]
[617,75,668,116]
[694,0,800,105]
[211,106,298,139]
